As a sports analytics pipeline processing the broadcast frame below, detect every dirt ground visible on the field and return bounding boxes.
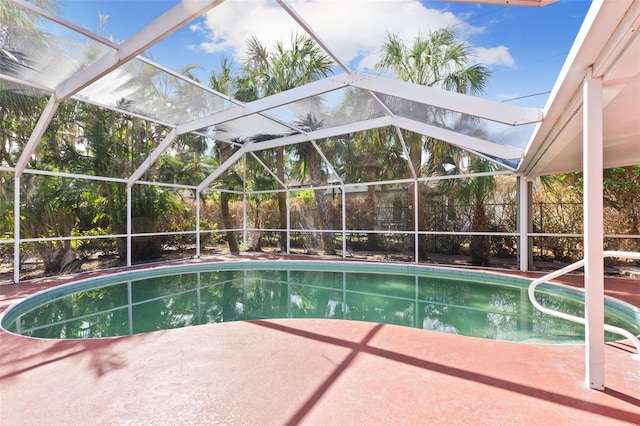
[2,243,636,285]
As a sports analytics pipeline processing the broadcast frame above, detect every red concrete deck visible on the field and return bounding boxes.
[1,256,639,425]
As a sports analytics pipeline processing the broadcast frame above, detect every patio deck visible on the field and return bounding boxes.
[1,255,638,425]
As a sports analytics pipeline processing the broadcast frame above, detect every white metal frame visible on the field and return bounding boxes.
[583,67,606,390]
[528,250,640,357]
[1,0,639,394]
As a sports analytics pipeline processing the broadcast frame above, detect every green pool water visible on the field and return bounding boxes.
[2,261,639,343]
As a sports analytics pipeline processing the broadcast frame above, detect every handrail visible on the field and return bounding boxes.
[528,250,640,359]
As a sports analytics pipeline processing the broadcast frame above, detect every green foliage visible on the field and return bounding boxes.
[238,33,335,253]
[2,14,637,276]
[295,189,315,201]
[376,26,493,259]
[603,166,640,208]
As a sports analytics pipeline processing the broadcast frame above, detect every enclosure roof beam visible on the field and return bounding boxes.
[14,95,59,177]
[311,140,344,185]
[244,118,392,153]
[55,0,224,101]
[239,113,523,162]
[249,152,287,189]
[128,129,178,187]
[391,115,524,160]
[197,145,248,193]
[177,76,350,135]
[395,127,418,180]
[8,0,119,48]
[178,71,542,152]
[273,3,399,126]
[350,72,544,126]
[276,0,352,74]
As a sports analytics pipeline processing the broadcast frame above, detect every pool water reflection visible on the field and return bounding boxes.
[2,262,639,343]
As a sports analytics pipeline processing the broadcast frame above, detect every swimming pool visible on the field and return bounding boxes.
[2,261,639,343]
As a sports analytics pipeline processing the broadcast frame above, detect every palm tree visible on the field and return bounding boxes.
[291,114,335,255]
[209,58,241,254]
[430,154,497,265]
[338,126,408,250]
[376,26,492,258]
[312,88,411,251]
[242,34,334,252]
[0,1,56,77]
[217,140,240,254]
[244,153,278,251]
[81,105,168,261]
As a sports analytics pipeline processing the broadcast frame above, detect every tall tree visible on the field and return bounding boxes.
[432,155,498,266]
[376,26,491,258]
[330,89,410,250]
[209,58,241,254]
[242,34,334,252]
[291,114,335,255]
[338,126,407,249]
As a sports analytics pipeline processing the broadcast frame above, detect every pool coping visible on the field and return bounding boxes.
[2,256,639,345]
[1,254,639,425]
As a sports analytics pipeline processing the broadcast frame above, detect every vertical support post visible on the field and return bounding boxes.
[342,186,346,258]
[13,176,20,283]
[518,176,531,272]
[127,185,132,267]
[242,154,247,249]
[583,67,605,390]
[243,193,247,249]
[286,189,291,254]
[528,180,534,271]
[13,94,59,283]
[414,182,419,264]
[196,191,201,257]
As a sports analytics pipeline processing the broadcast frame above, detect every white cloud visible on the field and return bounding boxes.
[189,22,206,35]
[193,0,488,71]
[474,46,516,68]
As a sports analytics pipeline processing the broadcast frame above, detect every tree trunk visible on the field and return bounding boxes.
[276,147,287,251]
[308,151,335,255]
[470,200,490,266]
[409,133,426,258]
[220,191,239,254]
[219,143,239,254]
[314,190,335,255]
[249,202,263,252]
[365,161,380,250]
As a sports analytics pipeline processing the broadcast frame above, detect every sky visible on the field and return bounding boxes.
[55,0,592,109]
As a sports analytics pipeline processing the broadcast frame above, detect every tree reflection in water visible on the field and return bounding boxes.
[5,264,639,344]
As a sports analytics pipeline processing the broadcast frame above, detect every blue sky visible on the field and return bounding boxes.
[57,0,591,109]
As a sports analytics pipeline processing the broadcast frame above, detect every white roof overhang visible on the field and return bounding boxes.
[520,0,640,177]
